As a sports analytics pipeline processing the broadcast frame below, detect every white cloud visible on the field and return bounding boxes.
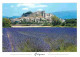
[11,5,14,8]
[37,9,43,11]
[17,3,47,8]
[22,8,29,10]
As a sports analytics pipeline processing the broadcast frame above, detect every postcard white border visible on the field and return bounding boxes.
[0,0,80,57]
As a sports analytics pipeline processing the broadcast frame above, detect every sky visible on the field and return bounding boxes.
[3,3,77,17]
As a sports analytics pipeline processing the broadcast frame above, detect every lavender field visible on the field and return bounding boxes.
[2,27,77,52]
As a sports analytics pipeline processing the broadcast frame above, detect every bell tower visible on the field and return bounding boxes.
[42,11,45,18]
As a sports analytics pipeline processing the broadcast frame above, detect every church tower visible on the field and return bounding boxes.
[42,11,45,18]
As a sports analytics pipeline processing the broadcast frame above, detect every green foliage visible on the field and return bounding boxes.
[64,45,77,52]
[51,16,77,27]
[13,21,18,24]
[52,45,77,52]
[20,19,27,24]
[25,11,32,14]
[65,19,77,26]
[22,11,32,17]
[3,18,11,27]
[65,19,76,24]
[51,16,62,26]
[43,21,51,26]
[61,22,66,26]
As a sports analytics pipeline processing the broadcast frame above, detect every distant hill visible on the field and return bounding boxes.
[3,16,21,19]
[52,11,77,19]
[3,16,9,19]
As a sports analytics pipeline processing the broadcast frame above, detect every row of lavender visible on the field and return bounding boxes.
[3,27,77,52]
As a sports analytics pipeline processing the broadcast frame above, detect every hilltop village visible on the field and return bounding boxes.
[3,11,77,28]
[11,11,65,25]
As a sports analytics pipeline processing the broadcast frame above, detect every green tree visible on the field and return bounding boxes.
[26,11,32,14]
[13,21,18,24]
[22,11,32,17]
[51,16,62,26]
[3,18,11,27]
[65,19,77,26]
[20,19,27,24]
[61,22,66,26]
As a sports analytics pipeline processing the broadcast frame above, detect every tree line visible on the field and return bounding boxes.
[51,16,77,27]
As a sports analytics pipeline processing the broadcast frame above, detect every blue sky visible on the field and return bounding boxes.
[3,3,77,17]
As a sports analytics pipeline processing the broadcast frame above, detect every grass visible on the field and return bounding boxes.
[52,45,77,52]
[51,42,77,52]
[44,38,77,52]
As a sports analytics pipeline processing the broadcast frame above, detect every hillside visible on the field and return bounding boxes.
[3,16,21,19]
[52,11,77,19]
